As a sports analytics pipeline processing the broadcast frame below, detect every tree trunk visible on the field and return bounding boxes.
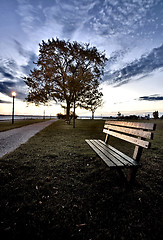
[92,110,95,120]
[66,101,70,124]
[73,99,76,128]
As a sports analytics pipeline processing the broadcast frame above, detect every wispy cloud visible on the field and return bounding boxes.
[0,58,18,80]
[0,81,15,96]
[14,40,38,74]
[16,0,99,40]
[16,0,43,33]
[15,0,163,55]
[104,44,163,86]
[0,99,11,104]
[139,94,163,101]
[0,67,14,80]
[0,80,27,100]
[0,39,38,100]
[86,0,161,40]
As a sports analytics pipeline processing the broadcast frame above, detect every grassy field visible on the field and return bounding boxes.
[0,119,50,132]
[0,119,162,240]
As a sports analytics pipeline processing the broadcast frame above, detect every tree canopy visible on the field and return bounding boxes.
[78,82,103,119]
[24,38,107,126]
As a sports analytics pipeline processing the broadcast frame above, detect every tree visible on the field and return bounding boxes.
[117,112,121,119]
[78,83,103,119]
[153,111,159,119]
[24,38,107,127]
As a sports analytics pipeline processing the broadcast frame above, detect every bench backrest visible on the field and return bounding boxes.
[103,121,156,161]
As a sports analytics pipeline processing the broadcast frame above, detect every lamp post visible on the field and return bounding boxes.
[11,91,16,124]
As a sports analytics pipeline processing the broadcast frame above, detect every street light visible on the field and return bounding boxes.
[11,91,16,124]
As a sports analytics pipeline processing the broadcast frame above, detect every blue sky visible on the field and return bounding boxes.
[0,0,163,117]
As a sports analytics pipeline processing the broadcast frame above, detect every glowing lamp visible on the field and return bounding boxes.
[11,91,16,124]
[12,91,16,97]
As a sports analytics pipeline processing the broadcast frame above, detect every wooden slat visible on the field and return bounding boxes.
[94,140,132,166]
[91,140,124,167]
[104,124,152,139]
[85,140,116,167]
[103,129,150,148]
[98,140,140,166]
[86,139,140,168]
[105,121,155,130]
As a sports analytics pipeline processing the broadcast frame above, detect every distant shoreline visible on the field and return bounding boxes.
[0,114,162,121]
[0,115,56,121]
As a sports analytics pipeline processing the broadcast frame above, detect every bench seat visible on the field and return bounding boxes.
[85,139,141,168]
[85,120,156,186]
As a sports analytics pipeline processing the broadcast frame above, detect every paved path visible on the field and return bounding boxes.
[0,119,57,158]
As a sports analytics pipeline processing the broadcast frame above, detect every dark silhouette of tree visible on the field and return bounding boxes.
[153,111,159,119]
[117,112,121,119]
[24,38,107,127]
[78,82,103,119]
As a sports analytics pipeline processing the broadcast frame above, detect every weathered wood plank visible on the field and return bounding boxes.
[94,140,131,166]
[85,140,116,167]
[86,139,140,168]
[105,121,155,130]
[103,129,150,148]
[90,140,124,167]
[98,140,140,166]
[104,124,152,139]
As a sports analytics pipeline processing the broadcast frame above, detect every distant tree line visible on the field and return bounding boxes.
[57,112,78,120]
[107,111,163,120]
[152,111,163,119]
[153,111,158,119]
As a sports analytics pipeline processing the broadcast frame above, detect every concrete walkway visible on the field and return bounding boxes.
[0,119,57,158]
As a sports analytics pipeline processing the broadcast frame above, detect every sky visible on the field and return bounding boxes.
[0,0,163,117]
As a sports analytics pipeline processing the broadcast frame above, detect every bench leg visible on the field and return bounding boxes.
[117,168,128,185]
[127,145,142,185]
[127,168,138,185]
[117,168,138,189]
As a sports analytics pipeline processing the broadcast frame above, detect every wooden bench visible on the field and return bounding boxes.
[86,121,156,186]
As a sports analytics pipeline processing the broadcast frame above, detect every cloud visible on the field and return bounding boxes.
[39,0,98,39]
[14,40,30,58]
[107,49,128,66]
[139,94,163,101]
[0,80,27,100]
[16,0,43,33]
[0,81,15,96]
[16,0,160,37]
[87,0,159,38]
[14,40,38,69]
[0,99,11,104]
[21,52,37,75]
[0,41,37,99]
[14,0,162,59]
[16,0,64,47]
[0,67,14,80]
[0,58,18,80]
[0,58,23,97]
[104,44,163,86]
[15,42,38,74]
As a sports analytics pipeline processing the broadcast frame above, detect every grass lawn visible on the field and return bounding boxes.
[0,119,50,132]
[0,119,162,240]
